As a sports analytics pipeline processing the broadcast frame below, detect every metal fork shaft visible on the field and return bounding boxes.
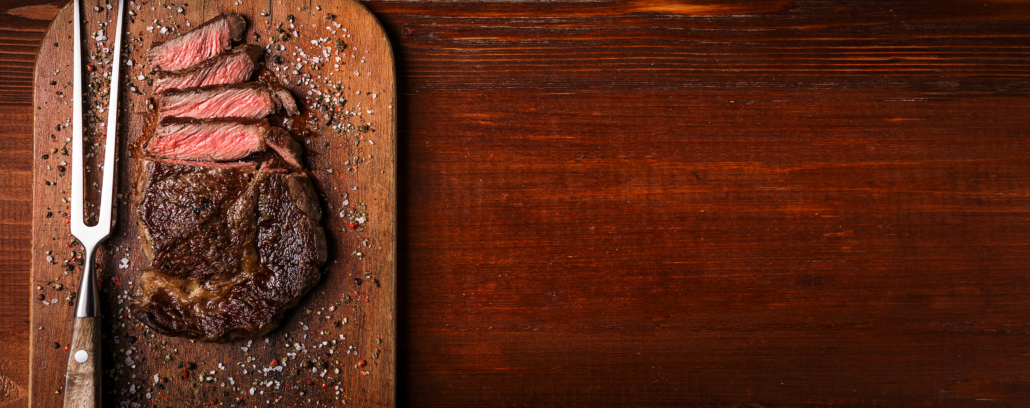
[73,245,99,317]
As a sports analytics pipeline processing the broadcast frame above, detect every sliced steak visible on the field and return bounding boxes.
[159,82,300,120]
[148,12,246,72]
[148,118,269,162]
[153,44,263,94]
[133,158,325,342]
[148,118,303,165]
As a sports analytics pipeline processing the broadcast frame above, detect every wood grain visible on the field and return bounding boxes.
[62,316,101,408]
[0,0,1028,407]
[29,1,395,407]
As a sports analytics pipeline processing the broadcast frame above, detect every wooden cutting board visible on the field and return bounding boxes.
[30,1,396,406]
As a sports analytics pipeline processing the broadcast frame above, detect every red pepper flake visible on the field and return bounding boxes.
[357,360,366,367]
[360,370,368,376]
[348,223,356,229]
[63,345,69,352]
[270,359,278,367]
[321,383,327,388]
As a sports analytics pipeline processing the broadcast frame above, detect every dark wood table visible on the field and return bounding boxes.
[3,1,1030,406]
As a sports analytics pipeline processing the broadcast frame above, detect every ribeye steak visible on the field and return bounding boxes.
[132,158,326,342]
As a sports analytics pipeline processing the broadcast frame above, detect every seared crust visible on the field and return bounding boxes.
[133,159,324,342]
[263,127,304,168]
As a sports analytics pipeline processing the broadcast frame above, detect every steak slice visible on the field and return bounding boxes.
[159,82,300,120]
[148,118,303,165]
[153,44,263,94]
[148,118,269,162]
[148,12,246,72]
[133,158,325,342]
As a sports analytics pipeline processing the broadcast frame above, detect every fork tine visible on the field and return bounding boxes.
[70,0,84,236]
[71,0,124,239]
[97,0,126,233]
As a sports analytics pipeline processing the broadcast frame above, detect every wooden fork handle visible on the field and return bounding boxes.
[63,316,101,407]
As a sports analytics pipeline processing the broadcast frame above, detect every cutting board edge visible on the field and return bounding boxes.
[28,3,73,405]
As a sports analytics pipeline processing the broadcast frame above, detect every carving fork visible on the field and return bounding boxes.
[64,0,125,406]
